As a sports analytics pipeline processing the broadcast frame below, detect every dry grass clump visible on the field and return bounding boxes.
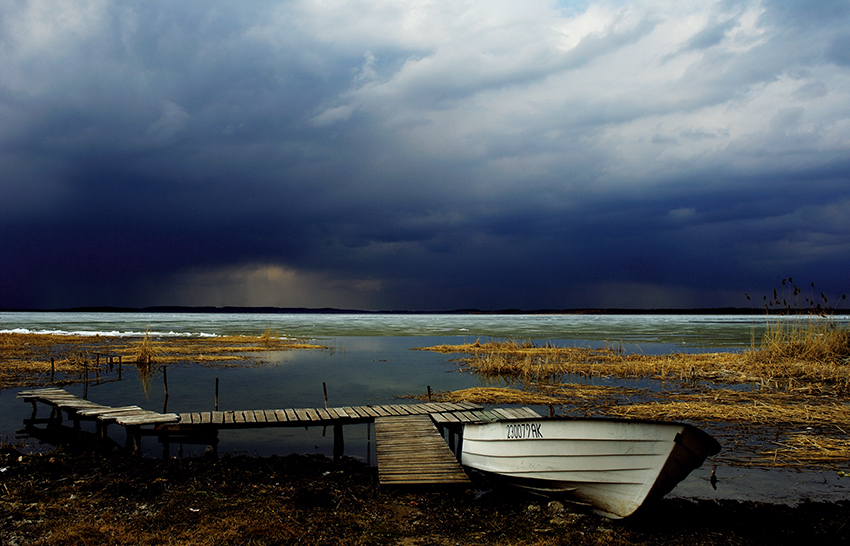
[760,433,850,466]
[0,332,323,390]
[604,390,850,429]
[419,324,850,393]
[0,333,105,389]
[434,386,565,406]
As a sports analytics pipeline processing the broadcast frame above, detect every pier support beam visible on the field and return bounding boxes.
[333,424,344,462]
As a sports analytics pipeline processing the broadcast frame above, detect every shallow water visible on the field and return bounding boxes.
[2,312,849,505]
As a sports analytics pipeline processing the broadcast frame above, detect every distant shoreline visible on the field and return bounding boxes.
[1,305,766,315]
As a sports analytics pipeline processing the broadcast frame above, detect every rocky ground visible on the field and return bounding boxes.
[2,443,848,546]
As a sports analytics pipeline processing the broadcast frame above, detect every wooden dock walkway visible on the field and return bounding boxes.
[376,415,470,484]
[18,387,541,485]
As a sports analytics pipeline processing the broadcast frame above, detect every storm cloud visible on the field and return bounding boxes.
[2,0,849,310]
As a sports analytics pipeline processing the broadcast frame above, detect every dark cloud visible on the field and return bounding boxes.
[1,1,849,310]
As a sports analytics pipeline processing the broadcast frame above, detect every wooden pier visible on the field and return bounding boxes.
[376,415,470,484]
[18,387,540,486]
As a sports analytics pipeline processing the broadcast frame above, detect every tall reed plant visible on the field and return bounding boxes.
[748,279,849,366]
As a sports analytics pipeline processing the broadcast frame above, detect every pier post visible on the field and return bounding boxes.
[333,424,344,462]
[162,366,169,413]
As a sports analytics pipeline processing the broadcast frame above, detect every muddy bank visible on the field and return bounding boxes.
[2,446,848,546]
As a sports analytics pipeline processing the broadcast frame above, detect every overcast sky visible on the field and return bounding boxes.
[2,0,849,310]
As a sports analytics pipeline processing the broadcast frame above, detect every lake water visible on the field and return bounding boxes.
[2,311,848,505]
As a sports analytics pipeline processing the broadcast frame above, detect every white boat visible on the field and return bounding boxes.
[460,417,720,518]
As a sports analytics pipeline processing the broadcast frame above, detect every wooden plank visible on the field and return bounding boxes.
[375,415,468,485]
[421,403,445,413]
[369,405,391,417]
[253,410,267,423]
[56,401,104,410]
[495,407,523,420]
[345,406,369,419]
[78,406,142,416]
[285,409,297,421]
[244,410,256,423]
[224,411,235,425]
[476,409,503,422]
[518,407,542,418]
[274,409,289,422]
[492,408,514,420]
[305,409,320,421]
[433,412,460,423]
[200,412,211,425]
[384,404,404,415]
[116,414,180,426]
[376,405,400,416]
[211,411,224,425]
[233,411,246,424]
[263,410,278,423]
[17,388,69,398]
[351,406,371,418]
[316,408,331,421]
[294,408,310,421]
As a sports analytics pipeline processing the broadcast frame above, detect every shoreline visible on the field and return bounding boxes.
[2,446,849,546]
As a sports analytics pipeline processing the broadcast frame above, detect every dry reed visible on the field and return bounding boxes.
[419,326,850,393]
[0,332,323,390]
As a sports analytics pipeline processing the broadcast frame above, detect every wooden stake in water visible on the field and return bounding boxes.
[322,381,329,437]
[162,366,169,413]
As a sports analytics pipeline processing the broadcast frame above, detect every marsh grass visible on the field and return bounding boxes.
[0,332,323,390]
[422,326,850,393]
[763,433,850,465]
[417,296,850,467]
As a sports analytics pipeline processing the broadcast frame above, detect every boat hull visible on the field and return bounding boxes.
[460,418,720,518]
